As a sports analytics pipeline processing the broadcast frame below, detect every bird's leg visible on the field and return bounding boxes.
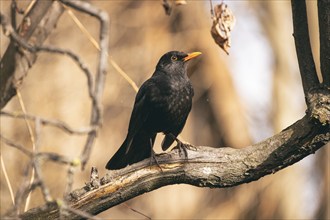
[176,138,188,159]
[149,138,163,172]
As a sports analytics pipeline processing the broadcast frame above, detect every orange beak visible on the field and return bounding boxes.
[183,52,202,62]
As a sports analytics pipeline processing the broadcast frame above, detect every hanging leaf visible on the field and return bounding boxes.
[211,2,236,55]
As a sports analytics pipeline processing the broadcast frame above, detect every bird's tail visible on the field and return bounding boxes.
[105,133,155,170]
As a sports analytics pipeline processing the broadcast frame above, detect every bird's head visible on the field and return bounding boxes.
[155,51,202,74]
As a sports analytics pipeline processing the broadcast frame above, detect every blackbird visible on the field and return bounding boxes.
[105,51,201,170]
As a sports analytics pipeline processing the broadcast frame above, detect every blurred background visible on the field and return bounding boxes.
[1,0,329,219]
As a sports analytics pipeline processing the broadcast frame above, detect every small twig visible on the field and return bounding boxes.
[1,135,77,166]
[34,117,41,151]
[109,58,139,92]
[0,155,15,205]
[0,134,33,157]
[63,5,139,92]
[209,0,214,17]
[16,90,36,212]
[63,5,100,49]
[14,179,41,216]
[22,0,37,17]
[11,0,17,29]
[37,152,76,165]
[123,203,151,220]
[64,165,76,198]
[32,157,53,203]
[11,0,25,15]
[1,111,95,135]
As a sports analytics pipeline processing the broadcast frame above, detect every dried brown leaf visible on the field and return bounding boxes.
[211,2,236,55]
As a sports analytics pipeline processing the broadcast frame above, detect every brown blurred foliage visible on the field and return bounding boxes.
[1,1,328,219]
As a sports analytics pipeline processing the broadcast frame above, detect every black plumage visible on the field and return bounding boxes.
[105,51,201,170]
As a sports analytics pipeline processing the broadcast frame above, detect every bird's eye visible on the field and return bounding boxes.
[171,55,178,61]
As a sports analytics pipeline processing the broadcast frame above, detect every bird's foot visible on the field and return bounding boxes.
[182,142,197,151]
[150,149,163,172]
[173,139,190,159]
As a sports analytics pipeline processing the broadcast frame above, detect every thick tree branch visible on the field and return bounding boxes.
[0,0,64,109]
[291,0,320,96]
[318,0,330,86]
[19,103,330,219]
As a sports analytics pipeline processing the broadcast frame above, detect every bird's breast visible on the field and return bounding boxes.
[147,79,193,132]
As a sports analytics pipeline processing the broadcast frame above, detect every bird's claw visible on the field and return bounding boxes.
[150,150,163,172]
[183,143,197,151]
[173,140,189,159]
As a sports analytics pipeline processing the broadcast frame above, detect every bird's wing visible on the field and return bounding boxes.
[124,79,157,152]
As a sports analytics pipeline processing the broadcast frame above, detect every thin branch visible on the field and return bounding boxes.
[109,58,139,92]
[318,0,330,86]
[64,166,76,198]
[291,0,320,96]
[15,90,37,212]
[0,135,78,166]
[10,0,17,29]
[31,158,53,204]
[1,111,95,135]
[59,0,110,170]
[122,203,151,220]
[209,0,214,17]
[63,6,139,92]
[14,179,41,216]
[0,155,15,206]
[0,135,33,157]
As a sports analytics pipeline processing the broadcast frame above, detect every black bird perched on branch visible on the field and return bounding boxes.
[105,51,202,170]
